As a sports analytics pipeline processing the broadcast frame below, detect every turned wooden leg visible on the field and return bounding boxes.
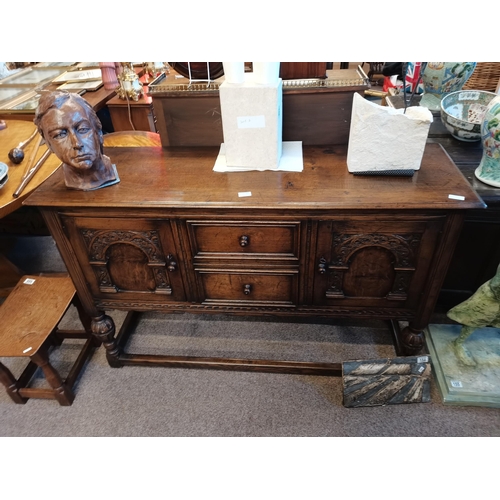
[400,325,425,356]
[0,361,27,404]
[30,349,74,406]
[91,313,122,367]
[73,294,101,347]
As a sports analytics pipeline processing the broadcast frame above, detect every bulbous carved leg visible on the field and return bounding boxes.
[91,314,122,367]
[400,325,425,355]
[73,294,101,347]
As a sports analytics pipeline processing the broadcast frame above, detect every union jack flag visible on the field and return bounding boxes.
[405,62,424,94]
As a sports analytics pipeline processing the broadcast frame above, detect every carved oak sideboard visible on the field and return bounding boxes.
[25,143,484,374]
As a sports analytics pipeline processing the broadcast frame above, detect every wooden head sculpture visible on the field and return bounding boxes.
[34,90,119,191]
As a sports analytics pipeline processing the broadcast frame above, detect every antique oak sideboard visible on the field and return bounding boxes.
[25,143,484,375]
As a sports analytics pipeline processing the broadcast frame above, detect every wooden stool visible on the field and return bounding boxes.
[0,275,100,406]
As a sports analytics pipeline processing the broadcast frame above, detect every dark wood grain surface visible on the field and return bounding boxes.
[23,143,484,372]
[25,143,484,211]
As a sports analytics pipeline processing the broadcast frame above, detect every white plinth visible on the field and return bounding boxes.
[425,324,500,408]
[219,78,283,170]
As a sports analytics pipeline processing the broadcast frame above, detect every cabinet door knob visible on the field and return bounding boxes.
[239,235,250,247]
[167,254,177,272]
[318,257,327,274]
[243,284,252,295]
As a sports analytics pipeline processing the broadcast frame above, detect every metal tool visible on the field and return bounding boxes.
[20,134,43,182]
[12,149,53,198]
[8,128,39,164]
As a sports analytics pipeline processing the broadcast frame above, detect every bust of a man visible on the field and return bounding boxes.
[34,90,119,191]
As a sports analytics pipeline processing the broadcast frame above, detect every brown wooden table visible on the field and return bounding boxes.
[385,94,500,307]
[429,134,500,308]
[0,85,116,122]
[25,143,484,374]
[0,120,62,295]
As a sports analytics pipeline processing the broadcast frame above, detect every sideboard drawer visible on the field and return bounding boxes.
[187,221,301,261]
[197,269,298,306]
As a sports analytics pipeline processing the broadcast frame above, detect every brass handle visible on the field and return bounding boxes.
[167,254,177,272]
[243,284,252,295]
[318,257,327,275]
[239,235,249,247]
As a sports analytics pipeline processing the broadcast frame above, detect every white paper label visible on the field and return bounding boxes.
[237,115,265,129]
[238,191,252,197]
[418,365,425,373]
[448,194,465,201]
[23,347,33,353]
[417,356,428,363]
[23,278,36,285]
[450,380,463,388]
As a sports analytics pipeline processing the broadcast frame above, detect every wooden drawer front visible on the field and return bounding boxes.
[187,221,300,261]
[197,269,298,306]
[62,216,185,301]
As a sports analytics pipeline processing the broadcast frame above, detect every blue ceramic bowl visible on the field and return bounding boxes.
[440,90,498,142]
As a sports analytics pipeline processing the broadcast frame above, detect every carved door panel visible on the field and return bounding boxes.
[313,217,445,309]
[61,216,185,302]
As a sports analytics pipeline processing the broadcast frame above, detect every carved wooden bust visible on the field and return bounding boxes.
[34,90,119,191]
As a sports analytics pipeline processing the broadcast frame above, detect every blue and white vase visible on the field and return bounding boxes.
[475,95,500,187]
[420,62,476,112]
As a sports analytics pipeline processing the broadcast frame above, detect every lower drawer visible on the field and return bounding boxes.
[197,269,298,306]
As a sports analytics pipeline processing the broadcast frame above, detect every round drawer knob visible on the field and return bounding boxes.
[239,235,250,247]
[167,254,177,272]
[318,257,327,274]
[243,284,252,295]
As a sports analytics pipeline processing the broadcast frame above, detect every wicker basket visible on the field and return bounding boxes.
[462,62,500,92]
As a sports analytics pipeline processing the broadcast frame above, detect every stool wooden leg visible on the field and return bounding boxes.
[30,349,75,406]
[73,294,101,347]
[0,361,27,404]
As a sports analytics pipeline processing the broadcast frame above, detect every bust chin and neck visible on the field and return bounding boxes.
[62,154,120,191]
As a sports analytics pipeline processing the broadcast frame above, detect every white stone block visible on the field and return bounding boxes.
[219,78,283,169]
[347,92,433,172]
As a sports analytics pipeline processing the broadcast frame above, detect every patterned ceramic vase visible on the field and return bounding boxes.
[475,95,500,187]
[420,62,477,111]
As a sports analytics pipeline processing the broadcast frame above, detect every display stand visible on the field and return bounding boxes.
[425,324,500,408]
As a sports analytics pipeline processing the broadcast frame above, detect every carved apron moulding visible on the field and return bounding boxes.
[331,233,421,268]
[81,229,165,262]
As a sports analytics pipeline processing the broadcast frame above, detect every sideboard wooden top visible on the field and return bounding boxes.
[25,143,485,211]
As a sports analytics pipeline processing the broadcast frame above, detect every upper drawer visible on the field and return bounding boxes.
[187,221,301,261]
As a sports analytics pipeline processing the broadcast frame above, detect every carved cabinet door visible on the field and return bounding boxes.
[312,216,446,311]
[61,216,185,303]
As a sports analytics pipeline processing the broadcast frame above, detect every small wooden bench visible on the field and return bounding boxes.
[0,275,100,406]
